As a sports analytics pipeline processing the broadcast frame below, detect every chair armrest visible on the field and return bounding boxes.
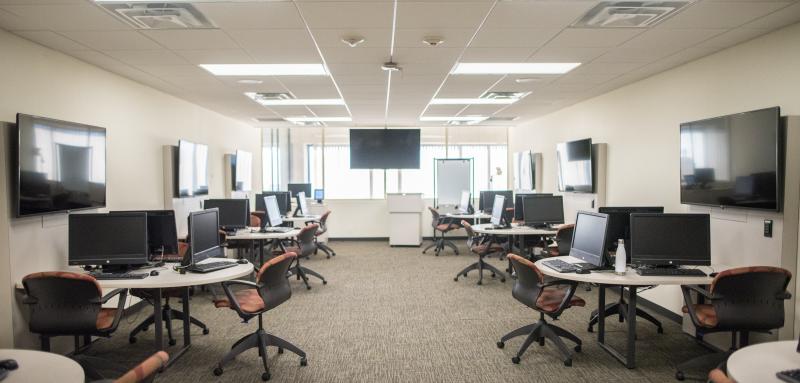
[681,285,716,329]
[683,284,721,300]
[539,279,579,289]
[95,288,127,304]
[220,280,260,316]
[777,291,792,300]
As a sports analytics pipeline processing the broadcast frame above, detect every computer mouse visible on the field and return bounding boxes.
[149,270,159,277]
[0,359,18,370]
[575,269,591,275]
[709,272,719,277]
[237,258,248,264]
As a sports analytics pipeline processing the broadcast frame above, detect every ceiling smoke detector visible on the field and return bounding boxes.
[572,1,691,28]
[381,61,401,72]
[422,36,444,46]
[341,36,365,47]
[97,2,216,30]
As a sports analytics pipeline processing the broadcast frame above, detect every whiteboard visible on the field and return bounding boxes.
[435,159,472,206]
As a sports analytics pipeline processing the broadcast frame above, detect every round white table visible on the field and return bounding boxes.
[535,256,716,369]
[728,341,800,382]
[0,349,84,383]
[282,216,321,223]
[445,212,492,221]
[471,223,557,236]
[227,228,300,264]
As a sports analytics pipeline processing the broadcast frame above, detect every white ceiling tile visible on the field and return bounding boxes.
[194,2,304,30]
[103,49,189,66]
[65,50,127,69]
[594,47,675,63]
[487,76,557,93]
[247,47,322,63]
[141,29,239,50]
[318,46,386,63]
[460,47,534,61]
[298,2,393,29]
[135,65,210,78]
[555,73,619,85]
[175,49,254,65]
[693,27,770,49]
[569,61,645,75]
[437,75,502,97]
[395,28,474,48]
[742,2,800,29]
[460,104,503,115]
[483,2,597,29]
[396,2,492,28]
[470,28,560,48]
[527,46,607,62]
[228,29,316,51]
[311,28,392,48]
[393,47,462,63]
[425,104,468,116]
[658,1,792,29]
[14,30,88,51]
[307,105,350,116]
[331,73,386,85]
[398,61,455,75]
[620,29,727,50]
[0,3,129,31]
[0,0,85,4]
[546,28,643,48]
[60,30,161,50]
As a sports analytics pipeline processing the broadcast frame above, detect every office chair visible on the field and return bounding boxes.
[454,221,506,285]
[213,252,307,381]
[708,369,735,383]
[422,207,459,256]
[94,351,168,383]
[283,224,327,289]
[546,224,575,257]
[128,242,210,345]
[497,254,584,366]
[312,211,336,258]
[675,266,792,381]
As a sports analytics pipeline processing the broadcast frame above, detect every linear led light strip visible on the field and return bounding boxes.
[429,97,525,105]
[200,64,329,76]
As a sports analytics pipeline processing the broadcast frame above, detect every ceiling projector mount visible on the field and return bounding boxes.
[381,61,401,72]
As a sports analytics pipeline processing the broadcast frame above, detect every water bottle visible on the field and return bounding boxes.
[615,239,627,275]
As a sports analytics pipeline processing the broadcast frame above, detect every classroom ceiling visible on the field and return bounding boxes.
[1,0,799,128]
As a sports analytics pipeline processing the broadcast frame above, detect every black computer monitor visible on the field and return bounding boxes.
[629,213,711,267]
[490,194,508,227]
[288,183,312,198]
[479,190,513,213]
[68,212,149,270]
[296,191,309,216]
[111,210,179,258]
[203,199,250,229]
[570,211,610,267]
[264,195,284,227]
[598,206,664,255]
[185,208,224,266]
[514,193,553,221]
[522,195,564,227]
[257,191,291,216]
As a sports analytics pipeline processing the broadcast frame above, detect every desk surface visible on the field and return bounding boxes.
[728,341,800,383]
[534,256,716,286]
[227,228,300,240]
[472,223,557,236]
[283,215,320,222]
[446,212,491,220]
[0,349,84,383]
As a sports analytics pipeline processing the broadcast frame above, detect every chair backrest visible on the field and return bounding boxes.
[555,224,575,256]
[709,266,792,330]
[317,210,331,235]
[296,224,319,257]
[22,272,103,335]
[461,220,478,247]
[256,252,297,311]
[428,207,441,228]
[249,213,262,228]
[507,254,545,310]
[114,351,169,383]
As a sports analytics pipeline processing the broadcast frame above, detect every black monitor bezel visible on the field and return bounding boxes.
[521,195,565,226]
[185,208,224,266]
[629,213,711,266]
[203,198,250,229]
[68,212,149,267]
[598,206,664,253]
[569,210,610,267]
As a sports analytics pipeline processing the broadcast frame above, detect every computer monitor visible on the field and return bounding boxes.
[264,195,284,227]
[490,194,507,227]
[629,213,711,267]
[185,208,224,266]
[521,195,564,227]
[296,191,309,216]
[457,190,472,213]
[288,183,312,198]
[479,190,513,213]
[257,191,291,216]
[68,212,149,270]
[111,210,179,258]
[570,211,610,267]
[314,189,324,203]
[514,193,553,221]
[598,206,664,255]
[203,199,250,229]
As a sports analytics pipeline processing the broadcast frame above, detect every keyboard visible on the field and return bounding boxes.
[91,272,148,280]
[778,369,800,383]
[635,268,707,277]
[261,227,293,233]
[188,261,238,273]
[541,259,578,273]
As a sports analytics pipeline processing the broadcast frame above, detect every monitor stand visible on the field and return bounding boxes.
[85,264,137,274]
[293,207,303,217]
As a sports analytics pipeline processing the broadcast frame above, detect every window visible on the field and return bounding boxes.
[307,144,385,199]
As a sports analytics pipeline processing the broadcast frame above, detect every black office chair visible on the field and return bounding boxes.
[213,252,307,381]
[497,254,584,366]
[454,220,506,285]
[423,207,460,256]
[313,211,336,258]
[283,224,327,289]
[675,266,792,381]
[546,224,575,257]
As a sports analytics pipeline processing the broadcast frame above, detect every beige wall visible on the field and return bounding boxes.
[510,22,800,334]
[0,29,261,348]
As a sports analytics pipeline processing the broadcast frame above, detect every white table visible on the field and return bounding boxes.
[535,256,715,369]
[0,349,84,383]
[471,223,557,236]
[227,228,300,264]
[282,215,320,223]
[446,212,492,221]
[728,341,800,382]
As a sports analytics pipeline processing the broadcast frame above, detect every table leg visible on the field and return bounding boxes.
[153,288,164,352]
[182,287,191,347]
[598,285,606,344]
[626,287,637,369]
[596,285,638,369]
[259,239,265,265]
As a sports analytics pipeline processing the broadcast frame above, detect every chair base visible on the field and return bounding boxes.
[675,350,733,381]
[497,315,581,367]
[288,258,327,290]
[454,258,506,285]
[129,303,209,345]
[587,289,663,334]
[422,236,459,256]
[214,328,307,381]
[317,242,336,259]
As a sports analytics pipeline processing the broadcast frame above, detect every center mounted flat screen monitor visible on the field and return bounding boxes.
[490,194,506,226]
[288,183,312,198]
[111,209,179,258]
[598,206,664,255]
[264,195,284,227]
[257,191,290,215]
[479,190,513,213]
[68,212,149,267]
[186,208,224,265]
[15,113,107,217]
[556,138,593,193]
[680,107,781,211]
[232,149,253,192]
[176,139,209,197]
[521,195,564,227]
[203,199,250,229]
[350,129,421,169]
[296,191,309,216]
[570,211,610,267]
[629,213,711,266]
[514,193,553,221]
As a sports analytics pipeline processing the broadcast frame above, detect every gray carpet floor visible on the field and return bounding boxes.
[87,241,712,382]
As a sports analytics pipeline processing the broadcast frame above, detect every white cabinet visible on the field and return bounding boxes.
[387,193,423,246]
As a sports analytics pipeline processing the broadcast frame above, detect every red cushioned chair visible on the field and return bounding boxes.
[708,368,735,383]
[213,252,307,381]
[313,211,336,259]
[423,207,460,256]
[675,266,792,381]
[454,220,506,285]
[546,224,575,257]
[284,224,327,290]
[108,351,169,383]
[497,254,584,366]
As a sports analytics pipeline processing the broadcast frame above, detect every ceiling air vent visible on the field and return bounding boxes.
[484,116,518,122]
[480,91,530,100]
[572,1,690,28]
[251,93,295,101]
[97,2,216,30]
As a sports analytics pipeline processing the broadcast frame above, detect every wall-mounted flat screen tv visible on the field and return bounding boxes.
[350,129,420,169]
[15,113,107,217]
[556,138,593,193]
[176,139,209,197]
[232,149,252,192]
[680,107,781,211]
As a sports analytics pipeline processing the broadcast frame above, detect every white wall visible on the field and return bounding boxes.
[510,22,800,334]
[0,29,262,348]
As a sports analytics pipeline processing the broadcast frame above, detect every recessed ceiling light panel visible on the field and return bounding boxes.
[246,93,346,106]
[285,117,352,123]
[200,64,329,76]
[451,63,580,75]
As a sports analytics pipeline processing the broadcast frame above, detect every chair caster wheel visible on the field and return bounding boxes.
[491,274,496,278]
[511,356,520,364]
[587,326,593,333]
[326,255,331,259]
[306,286,311,290]
[496,341,504,349]
[278,347,284,354]
[477,281,482,285]
[657,327,664,334]
[169,339,177,346]
[203,328,210,335]
[675,371,685,381]
[322,280,327,285]
[564,359,572,367]
[500,278,506,283]
[574,344,581,353]
[213,367,223,376]
[463,273,468,277]
[143,326,149,332]
[129,337,137,344]
[262,372,271,381]
[454,277,458,282]
[300,357,308,366]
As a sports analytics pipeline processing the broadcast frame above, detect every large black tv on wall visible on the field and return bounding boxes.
[14,113,107,217]
[556,138,594,193]
[680,107,781,211]
[350,129,421,169]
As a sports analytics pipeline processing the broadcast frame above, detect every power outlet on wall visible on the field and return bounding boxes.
[764,219,773,238]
